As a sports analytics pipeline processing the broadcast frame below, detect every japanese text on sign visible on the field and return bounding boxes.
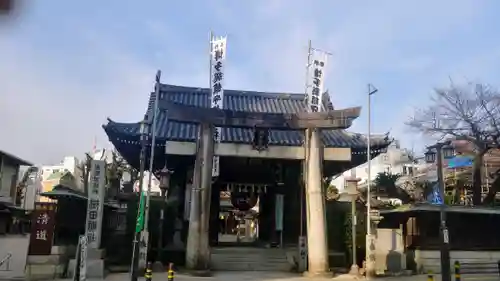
[85,160,105,249]
[210,36,227,177]
[29,203,56,255]
[307,50,328,112]
[211,36,226,110]
[79,235,88,281]
[35,212,49,241]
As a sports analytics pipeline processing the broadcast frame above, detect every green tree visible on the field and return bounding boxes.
[373,172,411,203]
[326,183,339,200]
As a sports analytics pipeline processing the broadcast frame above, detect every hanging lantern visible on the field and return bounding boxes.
[442,145,455,159]
[425,149,436,163]
[230,190,258,211]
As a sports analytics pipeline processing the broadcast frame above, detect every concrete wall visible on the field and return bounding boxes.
[375,228,406,274]
[410,250,500,274]
[0,235,30,279]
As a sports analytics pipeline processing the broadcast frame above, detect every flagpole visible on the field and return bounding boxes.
[366,83,378,278]
[298,40,312,274]
[143,70,161,262]
[130,114,149,281]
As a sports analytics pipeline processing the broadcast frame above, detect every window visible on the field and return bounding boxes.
[403,166,407,175]
[408,167,413,175]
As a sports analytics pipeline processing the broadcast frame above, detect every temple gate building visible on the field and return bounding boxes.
[103,83,390,274]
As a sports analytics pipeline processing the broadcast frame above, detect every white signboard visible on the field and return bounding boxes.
[79,235,88,281]
[184,183,192,221]
[298,236,308,272]
[85,160,105,248]
[210,36,227,177]
[275,194,284,231]
[306,50,328,112]
[138,230,149,269]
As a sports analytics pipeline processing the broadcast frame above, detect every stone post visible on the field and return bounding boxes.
[198,123,215,270]
[185,127,205,270]
[304,129,330,277]
[367,210,383,275]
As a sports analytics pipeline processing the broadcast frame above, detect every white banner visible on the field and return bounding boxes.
[306,50,328,112]
[85,160,105,249]
[210,35,227,177]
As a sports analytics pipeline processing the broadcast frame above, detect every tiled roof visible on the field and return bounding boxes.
[0,149,33,166]
[103,84,390,148]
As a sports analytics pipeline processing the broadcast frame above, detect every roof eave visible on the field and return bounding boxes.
[0,150,33,166]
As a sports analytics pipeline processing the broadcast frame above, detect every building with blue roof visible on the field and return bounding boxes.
[102,82,392,273]
[103,84,390,172]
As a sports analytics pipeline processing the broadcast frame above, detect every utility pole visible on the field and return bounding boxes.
[425,142,452,281]
[143,70,161,264]
[436,144,451,281]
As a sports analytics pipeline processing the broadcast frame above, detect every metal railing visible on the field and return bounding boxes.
[0,252,12,271]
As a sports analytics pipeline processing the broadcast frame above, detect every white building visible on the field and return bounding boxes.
[40,156,82,186]
[132,171,162,195]
[332,140,424,191]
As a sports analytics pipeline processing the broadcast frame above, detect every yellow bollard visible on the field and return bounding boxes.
[144,262,153,281]
[427,270,433,281]
[167,263,174,281]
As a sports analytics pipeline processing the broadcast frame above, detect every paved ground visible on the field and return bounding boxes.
[53,272,500,281]
[0,235,29,279]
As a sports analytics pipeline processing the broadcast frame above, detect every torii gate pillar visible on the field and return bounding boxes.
[303,128,330,277]
[186,123,214,271]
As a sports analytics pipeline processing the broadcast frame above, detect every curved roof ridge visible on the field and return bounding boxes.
[344,131,390,140]
[160,83,306,99]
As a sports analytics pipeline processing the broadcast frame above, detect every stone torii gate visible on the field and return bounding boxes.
[163,101,361,276]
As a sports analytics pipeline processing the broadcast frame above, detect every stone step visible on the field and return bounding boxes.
[25,264,65,280]
[27,255,65,265]
[211,247,291,272]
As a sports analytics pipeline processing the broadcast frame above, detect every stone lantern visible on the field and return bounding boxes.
[345,175,361,276]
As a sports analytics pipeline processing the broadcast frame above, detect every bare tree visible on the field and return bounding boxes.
[106,150,128,197]
[78,153,93,195]
[407,82,500,205]
[78,150,106,195]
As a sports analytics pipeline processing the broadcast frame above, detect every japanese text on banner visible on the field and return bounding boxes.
[307,50,328,112]
[210,36,226,177]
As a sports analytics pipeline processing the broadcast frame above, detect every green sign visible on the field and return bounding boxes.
[135,192,145,233]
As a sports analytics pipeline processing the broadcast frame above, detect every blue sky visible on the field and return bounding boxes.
[1,0,500,164]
